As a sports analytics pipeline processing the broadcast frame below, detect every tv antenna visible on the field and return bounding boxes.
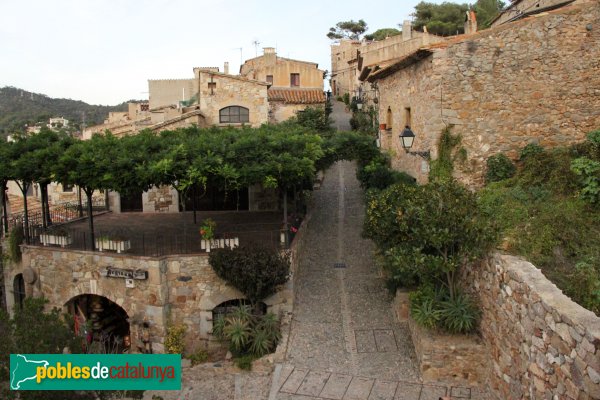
[252,39,261,57]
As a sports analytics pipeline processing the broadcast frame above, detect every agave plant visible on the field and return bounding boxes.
[230,305,253,325]
[224,317,251,352]
[249,328,273,357]
[439,293,479,334]
[212,314,226,340]
[411,298,442,330]
[258,312,281,344]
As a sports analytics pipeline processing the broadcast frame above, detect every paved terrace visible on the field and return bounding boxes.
[36,210,285,256]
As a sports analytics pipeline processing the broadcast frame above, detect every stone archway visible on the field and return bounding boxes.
[65,294,131,353]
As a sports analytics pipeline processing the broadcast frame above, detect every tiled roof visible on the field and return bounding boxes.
[268,88,326,104]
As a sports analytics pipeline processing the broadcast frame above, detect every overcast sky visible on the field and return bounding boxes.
[0,0,442,105]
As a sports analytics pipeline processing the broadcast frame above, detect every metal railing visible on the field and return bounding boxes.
[30,227,288,257]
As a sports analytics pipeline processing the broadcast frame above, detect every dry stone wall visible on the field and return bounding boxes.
[463,253,600,399]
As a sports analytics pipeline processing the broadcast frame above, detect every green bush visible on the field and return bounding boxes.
[342,93,350,106]
[357,156,415,191]
[164,324,186,354]
[209,246,290,303]
[485,153,515,184]
[519,143,544,160]
[438,293,479,334]
[8,224,24,262]
[565,261,600,315]
[517,148,579,194]
[234,354,255,371]
[571,157,600,205]
[187,349,208,365]
[293,106,333,133]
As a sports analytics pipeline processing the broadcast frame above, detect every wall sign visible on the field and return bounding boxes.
[100,267,148,280]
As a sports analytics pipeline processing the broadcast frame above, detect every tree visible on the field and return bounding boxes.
[0,140,13,235]
[54,133,120,246]
[326,19,368,40]
[364,28,401,41]
[209,246,290,304]
[474,0,505,29]
[412,1,469,36]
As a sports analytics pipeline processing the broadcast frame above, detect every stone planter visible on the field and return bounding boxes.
[40,233,72,248]
[95,238,131,254]
[200,238,239,252]
[407,313,487,386]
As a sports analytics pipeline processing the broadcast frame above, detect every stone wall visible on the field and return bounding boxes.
[142,185,179,213]
[377,1,600,186]
[197,71,269,128]
[407,314,488,386]
[463,253,600,399]
[269,102,311,124]
[10,242,294,354]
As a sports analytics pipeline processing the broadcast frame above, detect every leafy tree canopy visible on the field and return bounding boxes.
[412,1,469,36]
[474,0,506,29]
[327,19,368,40]
[364,28,401,41]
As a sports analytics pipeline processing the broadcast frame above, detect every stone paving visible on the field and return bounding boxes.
[330,100,352,131]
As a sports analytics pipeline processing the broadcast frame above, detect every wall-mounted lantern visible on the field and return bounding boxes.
[399,126,430,160]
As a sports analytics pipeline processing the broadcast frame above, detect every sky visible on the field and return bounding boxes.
[0,0,443,106]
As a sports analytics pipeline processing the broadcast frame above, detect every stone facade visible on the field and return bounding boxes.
[5,239,297,355]
[330,40,361,97]
[148,79,195,110]
[142,185,179,213]
[372,1,600,186]
[194,69,269,128]
[463,253,600,399]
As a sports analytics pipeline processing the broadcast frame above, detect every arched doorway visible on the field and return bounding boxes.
[13,274,25,310]
[212,299,267,321]
[65,294,130,353]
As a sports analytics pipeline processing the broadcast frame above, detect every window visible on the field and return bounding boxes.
[219,106,249,123]
[208,82,217,95]
[63,183,74,192]
[290,73,300,87]
[266,75,273,84]
[404,107,412,128]
[386,107,393,130]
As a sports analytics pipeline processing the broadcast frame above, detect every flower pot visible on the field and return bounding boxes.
[95,238,131,254]
[40,233,72,248]
[379,123,387,131]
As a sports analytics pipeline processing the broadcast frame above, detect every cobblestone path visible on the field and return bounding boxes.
[270,161,484,400]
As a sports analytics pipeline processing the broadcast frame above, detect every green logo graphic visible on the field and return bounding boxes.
[10,354,181,391]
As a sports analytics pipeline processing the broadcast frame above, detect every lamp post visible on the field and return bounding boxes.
[399,126,430,160]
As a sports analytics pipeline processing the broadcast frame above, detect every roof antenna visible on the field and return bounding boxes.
[252,39,261,57]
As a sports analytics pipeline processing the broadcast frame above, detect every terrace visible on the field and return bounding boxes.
[30,210,289,257]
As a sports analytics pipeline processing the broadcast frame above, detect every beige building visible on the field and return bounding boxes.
[240,47,326,122]
[367,0,600,186]
[490,0,577,26]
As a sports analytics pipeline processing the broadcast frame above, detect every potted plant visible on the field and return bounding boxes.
[199,218,217,252]
[95,234,131,254]
[40,226,72,248]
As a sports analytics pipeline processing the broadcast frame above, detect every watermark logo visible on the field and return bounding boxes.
[10,354,181,391]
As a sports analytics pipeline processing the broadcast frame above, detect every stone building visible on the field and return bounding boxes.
[240,47,326,122]
[330,22,443,99]
[366,0,600,186]
[491,0,578,27]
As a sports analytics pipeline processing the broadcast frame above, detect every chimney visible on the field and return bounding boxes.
[263,47,276,65]
[402,20,412,41]
[224,62,229,75]
[464,10,478,34]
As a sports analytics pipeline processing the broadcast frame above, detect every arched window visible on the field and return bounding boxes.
[386,107,393,130]
[219,106,249,123]
[13,274,25,310]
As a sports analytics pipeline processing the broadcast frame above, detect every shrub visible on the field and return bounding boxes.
[571,157,600,205]
[165,324,186,354]
[566,261,600,315]
[209,246,290,304]
[519,143,544,160]
[234,354,255,371]
[357,156,415,191]
[517,147,579,194]
[8,224,24,262]
[428,127,466,183]
[342,93,350,106]
[187,349,209,366]
[336,96,343,102]
[485,153,515,184]
[294,106,333,133]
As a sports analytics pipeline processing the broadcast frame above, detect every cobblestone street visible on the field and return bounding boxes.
[270,161,484,400]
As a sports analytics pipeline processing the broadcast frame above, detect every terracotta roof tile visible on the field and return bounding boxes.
[268,88,326,104]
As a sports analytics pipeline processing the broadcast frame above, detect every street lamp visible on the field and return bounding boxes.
[356,98,363,110]
[399,126,430,160]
